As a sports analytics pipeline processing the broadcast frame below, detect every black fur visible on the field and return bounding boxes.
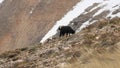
[58,26,75,37]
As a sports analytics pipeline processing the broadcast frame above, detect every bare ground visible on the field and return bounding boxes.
[0,18,120,68]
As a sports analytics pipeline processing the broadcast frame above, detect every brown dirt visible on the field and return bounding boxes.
[0,18,119,68]
[0,0,80,53]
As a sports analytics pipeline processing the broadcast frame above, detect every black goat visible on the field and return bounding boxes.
[58,26,75,37]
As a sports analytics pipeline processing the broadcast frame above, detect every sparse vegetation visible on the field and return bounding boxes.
[0,18,120,68]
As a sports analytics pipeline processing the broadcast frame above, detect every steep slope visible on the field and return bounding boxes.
[0,0,80,53]
[41,0,120,42]
[70,0,120,32]
[0,18,119,68]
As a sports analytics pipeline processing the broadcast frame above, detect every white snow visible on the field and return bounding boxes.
[93,0,120,17]
[40,0,103,43]
[76,19,97,32]
[110,13,120,19]
[0,0,4,3]
[107,3,120,19]
[40,0,120,43]
[77,0,120,32]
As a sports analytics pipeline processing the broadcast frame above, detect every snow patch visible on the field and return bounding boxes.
[40,0,120,43]
[110,13,120,19]
[107,4,120,18]
[0,0,4,3]
[40,0,104,43]
[93,0,120,17]
[78,0,120,32]
[76,19,97,32]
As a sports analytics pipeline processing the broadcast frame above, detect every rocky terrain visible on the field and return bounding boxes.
[0,0,80,53]
[0,0,120,54]
[0,0,120,68]
[0,18,119,68]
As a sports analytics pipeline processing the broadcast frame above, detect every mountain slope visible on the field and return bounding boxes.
[0,18,119,68]
[0,0,120,53]
[0,0,80,53]
[0,0,120,67]
[41,0,120,42]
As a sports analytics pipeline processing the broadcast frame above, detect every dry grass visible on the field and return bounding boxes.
[60,18,120,68]
[0,18,119,68]
[61,45,120,68]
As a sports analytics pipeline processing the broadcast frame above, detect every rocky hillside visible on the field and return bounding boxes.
[0,0,120,54]
[0,0,80,53]
[0,18,119,68]
[69,0,120,31]
[40,0,120,43]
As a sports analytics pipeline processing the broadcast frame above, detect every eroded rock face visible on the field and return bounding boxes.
[0,0,80,53]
